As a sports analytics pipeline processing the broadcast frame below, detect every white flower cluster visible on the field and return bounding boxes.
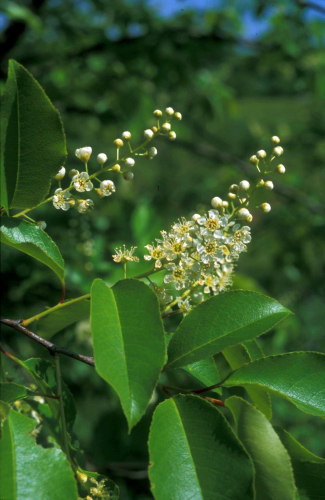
[145,208,251,311]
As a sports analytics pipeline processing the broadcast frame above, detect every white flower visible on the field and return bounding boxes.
[144,243,166,268]
[197,210,229,235]
[100,180,115,196]
[54,167,66,181]
[77,199,94,213]
[177,297,191,314]
[164,262,189,291]
[72,172,93,192]
[75,147,92,162]
[112,245,139,263]
[53,188,72,211]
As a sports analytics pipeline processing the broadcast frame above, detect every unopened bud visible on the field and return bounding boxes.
[228,192,236,200]
[168,131,176,140]
[97,153,107,164]
[257,150,267,159]
[259,203,271,213]
[148,147,158,158]
[123,171,134,181]
[153,109,162,117]
[192,213,201,222]
[114,139,124,148]
[95,188,104,197]
[229,184,239,193]
[112,163,121,171]
[125,157,135,168]
[256,179,265,187]
[250,155,259,164]
[68,199,76,207]
[144,129,154,140]
[54,167,66,181]
[90,488,98,495]
[211,197,223,208]
[69,169,79,178]
[174,112,182,121]
[75,147,92,162]
[264,180,274,191]
[222,201,229,208]
[239,180,250,191]
[271,136,280,144]
[238,208,251,220]
[276,164,286,174]
[122,131,131,141]
[77,472,88,483]
[273,146,283,157]
[165,107,174,116]
[161,122,171,132]
[37,221,47,230]
[246,214,253,222]
[152,126,158,133]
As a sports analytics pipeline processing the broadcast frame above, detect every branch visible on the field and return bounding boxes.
[0,319,94,367]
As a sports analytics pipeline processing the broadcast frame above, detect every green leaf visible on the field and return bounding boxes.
[0,382,30,403]
[167,290,291,369]
[0,408,78,500]
[1,217,65,283]
[148,395,254,500]
[1,60,67,210]
[275,429,325,500]
[226,396,296,500]
[182,357,222,395]
[0,401,10,425]
[91,279,166,430]
[223,352,325,417]
[37,298,90,339]
[223,343,272,419]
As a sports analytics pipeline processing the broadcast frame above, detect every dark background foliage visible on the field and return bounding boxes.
[1,0,325,498]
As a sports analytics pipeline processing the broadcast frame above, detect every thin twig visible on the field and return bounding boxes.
[0,319,94,367]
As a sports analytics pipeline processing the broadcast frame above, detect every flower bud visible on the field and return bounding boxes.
[168,131,176,140]
[123,171,134,181]
[161,122,171,132]
[75,147,92,162]
[114,139,124,148]
[256,178,265,187]
[250,155,259,164]
[69,199,76,207]
[271,135,280,144]
[152,126,158,133]
[100,180,115,196]
[174,112,182,121]
[259,202,271,213]
[192,213,201,222]
[97,153,107,164]
[229,184,239,193]
[112,163,121,171]
[125,158,135,168]
[95,188,104,197]
[144,129,154,140]
[238,208,251,220]
[264,180,274,191]
[246,214,253,222]
[122,131,131,141]
[69,169,79,178]
[228,192,236,200]
[165,107,174,116]
[276,164,286,174]
[211,196,222,208]
[54,167,66,181]
[257,150,267,159]
[153,109,162,117]
[148,147,157,158]
[90,488,98,495]
[273,146,283,157]
[37,221,47,230]
[222,200,229,208]
[77,472,88,483]
[239,180,250,191]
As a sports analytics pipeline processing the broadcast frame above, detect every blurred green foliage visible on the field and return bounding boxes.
[1,0,325,497]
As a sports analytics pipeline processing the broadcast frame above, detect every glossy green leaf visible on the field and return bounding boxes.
[223,343,272,419]
[276,429,325,500]
[167,290,291,369]
[227,396,296,500]
[1,217,65,283]
[0,382,30,403]
[183,357,222,395]
[148,395,254,500]
[91,279,166,430]
[1,60,66,210]
[37,298,90,339]
[0,401,10,425]
[0,408,78,500]
[223,352,325,417]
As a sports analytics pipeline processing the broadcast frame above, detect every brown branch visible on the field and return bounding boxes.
[0,318,94,367]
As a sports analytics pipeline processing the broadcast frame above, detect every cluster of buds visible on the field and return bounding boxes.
[51,107,181,217]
